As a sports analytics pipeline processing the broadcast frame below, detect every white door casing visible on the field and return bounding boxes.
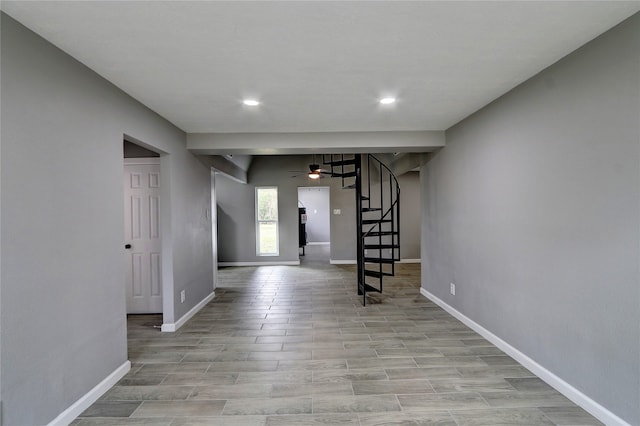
[124,158,162,313]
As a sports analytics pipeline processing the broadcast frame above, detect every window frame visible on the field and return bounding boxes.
[255,186,279,256]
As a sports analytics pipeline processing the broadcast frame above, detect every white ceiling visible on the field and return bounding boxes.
[3,1,639,134]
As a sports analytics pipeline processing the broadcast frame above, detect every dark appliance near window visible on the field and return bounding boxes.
[298,207,307,255]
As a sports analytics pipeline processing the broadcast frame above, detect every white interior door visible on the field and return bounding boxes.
[124,158,162,313]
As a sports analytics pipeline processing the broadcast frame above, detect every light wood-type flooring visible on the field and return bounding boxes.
[73,260,602,425]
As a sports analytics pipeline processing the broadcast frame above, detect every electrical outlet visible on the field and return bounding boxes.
[180,290,186,303]
[450,283,456,295]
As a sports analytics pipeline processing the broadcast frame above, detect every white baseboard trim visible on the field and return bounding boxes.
[162,291,215,332]
[307,242,330,245]
[330,259,357,265]
[419,287,630,426]
[399,258,421,263]
[47,360,130,426]
[218,261,300,267]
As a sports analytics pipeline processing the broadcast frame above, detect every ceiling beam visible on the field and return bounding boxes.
[187,131,444,155]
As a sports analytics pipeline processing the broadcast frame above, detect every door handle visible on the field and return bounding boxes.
[125,244,132,249]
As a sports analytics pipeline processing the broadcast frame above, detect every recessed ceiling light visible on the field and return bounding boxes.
[379,97,396,105]
[243,99,260,106]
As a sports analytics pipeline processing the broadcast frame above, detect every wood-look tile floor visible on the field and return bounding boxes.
[73,263,603,425]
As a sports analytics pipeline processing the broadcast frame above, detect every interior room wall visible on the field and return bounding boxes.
[217,155,422,264]
[167,146,214,323]
[123,140,160,158]
[216,155,357,263]
[298,187,331,243]
[328,172,358,262]
[421,14,639,425]
[397,171,421,260]
[1,14,213,425]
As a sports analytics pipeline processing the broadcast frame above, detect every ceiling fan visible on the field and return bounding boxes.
[289,156,332,180]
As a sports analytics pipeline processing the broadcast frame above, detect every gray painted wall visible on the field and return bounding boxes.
[421,14,639,425]
[217,155,422,263]
[397,171,421,260]
[123,140,160,158]
[217,155,357,263]
[298,187,331,243]
[1,14,213,425]
[199,155,248,183]
[0,12,3,416]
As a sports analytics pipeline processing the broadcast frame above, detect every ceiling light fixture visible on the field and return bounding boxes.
[308,172,321,179]
[379,97,396,105]
[243,99,260,106]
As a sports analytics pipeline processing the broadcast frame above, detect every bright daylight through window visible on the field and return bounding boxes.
[256,187,279,256]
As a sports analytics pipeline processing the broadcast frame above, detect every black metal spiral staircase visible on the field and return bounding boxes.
[323,154,400,306]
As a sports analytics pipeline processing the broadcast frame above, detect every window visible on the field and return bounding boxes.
[256,187,279,256]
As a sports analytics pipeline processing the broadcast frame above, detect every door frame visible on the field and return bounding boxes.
[211,170,219,290]
[297,186,331,260]
[123,136,173,328]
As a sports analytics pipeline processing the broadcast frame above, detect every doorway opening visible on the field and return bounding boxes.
[123,140,163,327]
[297,186,330,264]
